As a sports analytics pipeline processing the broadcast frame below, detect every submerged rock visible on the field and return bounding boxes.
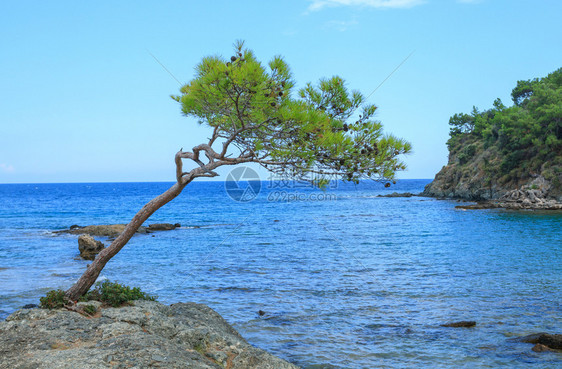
[78,234,105,260]
[441,321,476,328]
[538,334,562,350]
[0,300,299,369]
[455,203,497,210]
[518,332,547,344]
[516,333,562,351]
[532,343,551,352]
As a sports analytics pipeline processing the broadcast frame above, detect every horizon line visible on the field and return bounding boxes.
[0,178,433,185]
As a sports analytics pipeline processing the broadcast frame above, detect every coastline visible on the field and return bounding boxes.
[423,175,562,210]
[1,180,560,368]
[0,300,299,369]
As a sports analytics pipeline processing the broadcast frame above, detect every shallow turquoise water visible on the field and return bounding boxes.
[0,180,560,368]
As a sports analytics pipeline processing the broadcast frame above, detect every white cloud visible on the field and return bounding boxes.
[308,0,425,11]
[0,163,15,173]
[325,19,359,31]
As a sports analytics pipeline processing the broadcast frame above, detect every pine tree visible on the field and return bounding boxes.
[65,41,411,302]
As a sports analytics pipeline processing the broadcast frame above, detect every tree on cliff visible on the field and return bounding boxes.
[444,67,561,188]
[64,41,412,302]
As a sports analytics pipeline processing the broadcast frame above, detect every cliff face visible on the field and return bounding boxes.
[422,142,561,202]
[423,151,562,208]
[423,142,508,200]
[423,68,562,205]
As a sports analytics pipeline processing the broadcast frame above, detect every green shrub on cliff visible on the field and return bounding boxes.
[40,282,156,309]
[82,281,156,307]
[447,68,562,186]
[39,289,66,309]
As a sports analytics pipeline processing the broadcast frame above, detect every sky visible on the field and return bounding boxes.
[1,0,561,183]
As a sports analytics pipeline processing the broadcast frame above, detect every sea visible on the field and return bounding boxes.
[0,179,560,368]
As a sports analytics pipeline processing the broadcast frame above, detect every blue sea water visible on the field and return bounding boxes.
[0,179,561,368]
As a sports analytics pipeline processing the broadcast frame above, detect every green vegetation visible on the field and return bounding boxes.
[172,40,411,185]
[447,68,562,187]
[82,304,98,315]
[41,281,155,309]
[81,281,156,307]
[65,41,412,302]
[39,289,66,309]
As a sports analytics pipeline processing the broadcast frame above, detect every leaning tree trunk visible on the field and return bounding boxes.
[65,181,187,302]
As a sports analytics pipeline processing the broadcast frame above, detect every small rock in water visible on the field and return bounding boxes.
[376,192,417,198]
[518,333,547,344]
[22,304,38,309]
[258,310,266,316]
[441,321,476,328]
[518,333,562,350]
[538,333,562,350]
[78,234,105,260]
[532,343,551,352]
[69,224,82,230]
[148,223,177,231]
[60,224,138,237]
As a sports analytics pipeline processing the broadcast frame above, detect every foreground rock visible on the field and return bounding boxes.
[0,300,299,369]
[57,223,181,238]
[78,234,105,260]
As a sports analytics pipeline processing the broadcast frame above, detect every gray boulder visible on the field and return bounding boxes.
[0,300,299,369]
[78,234,105,260]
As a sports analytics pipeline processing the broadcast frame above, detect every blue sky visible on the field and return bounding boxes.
[1,0,560,183]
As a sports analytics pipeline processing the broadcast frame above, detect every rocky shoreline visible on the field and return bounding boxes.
[2,302,560,368]
[0,300,298,369]
[424,175,562,210]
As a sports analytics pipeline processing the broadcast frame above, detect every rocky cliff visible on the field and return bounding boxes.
[424,159,562,210]
[423,68,562,208]
[0,300,299,369]
[423,144,562,207]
